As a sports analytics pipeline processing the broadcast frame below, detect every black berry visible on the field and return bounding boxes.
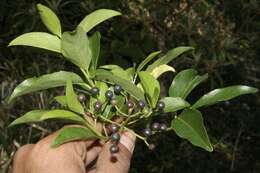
[105,90,114,100]
[110,144,119,154]
[143,128,152,137]
[138,100,146,109]
[94,101,102,111]
[91,87,99,96]
[77,93,86,102]
[127,100,134,109]
[151,122,160,130]
[157,101,165,110]
[110,124,119,133]
[111,133,120,142]
[114,84,122,94]
[160,123,167,131]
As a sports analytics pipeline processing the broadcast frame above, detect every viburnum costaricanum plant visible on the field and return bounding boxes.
[7,4,258,154]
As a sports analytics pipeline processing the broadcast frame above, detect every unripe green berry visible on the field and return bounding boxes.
[77,93,86,102]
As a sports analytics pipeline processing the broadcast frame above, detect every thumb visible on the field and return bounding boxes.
[95,132,136,173]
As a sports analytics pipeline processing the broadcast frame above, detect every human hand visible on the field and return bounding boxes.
[11,129,136,173]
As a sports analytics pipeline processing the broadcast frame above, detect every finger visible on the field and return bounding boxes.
[12,144,34,173]
[95,132,136,173]
[85,141,103,165]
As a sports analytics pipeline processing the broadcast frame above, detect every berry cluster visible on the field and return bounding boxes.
[77,84,167,155]
[109,124,120,154]
[143,122,168,137]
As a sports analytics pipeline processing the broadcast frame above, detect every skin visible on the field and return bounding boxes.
[11,129,136,173]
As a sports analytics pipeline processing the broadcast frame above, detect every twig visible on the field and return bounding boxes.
[230,127,243,171]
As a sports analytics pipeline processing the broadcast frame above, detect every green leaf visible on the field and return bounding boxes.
[78,9,121,33]
[9,110,47,126]
[102,105,113,119]
[52,126,99,147]
[146,47,194,72]
[37,4,62,37]
[160,97,190,113]
[150,64,175,79]
[101,65,132,81]
[8,71,84,103]
[89,31,101,72]
[66,80,85,115]
[169,69,208,99]
[61,27,92,71]
[54,95,67,107]
[137,51,161,72]
[95,69,144,100]
[172,109,213,152]
[95,81,108,103]
[9,109,85,127]
[41,110,85,123]
[8,32,61,53]
[192,85,258,109]
[138,71,160,108]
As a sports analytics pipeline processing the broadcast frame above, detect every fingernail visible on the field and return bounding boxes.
[120,131,136,153]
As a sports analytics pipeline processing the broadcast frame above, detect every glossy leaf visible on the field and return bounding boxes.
[169,69,208,99]
[160,97,190,113]
[102,105,113,119]
[146,47,194,72]
[41,110,85,123]
[89,31,101,72]
[9,110,47,127]
[61,27,92,71]
[192,85,258,109]
[8,32,61,53]
[95,69,145,100]
[78,9,121,33]
[66,80,85,115]
[95,81,108,103]
[137,51,161,72]
[172,109,213,152]
[37,4,62,37]
[52,126,99,147]
[9,109,85,127]
[8,71,84,103]
[138,71,160,108]
[150,64,175,79]
[101,65,131,80]
[54,95,67,107]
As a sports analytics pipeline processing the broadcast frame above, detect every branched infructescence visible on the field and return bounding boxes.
[7,3,258,155]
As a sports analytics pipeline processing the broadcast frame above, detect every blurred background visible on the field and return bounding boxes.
[0,0,259,172]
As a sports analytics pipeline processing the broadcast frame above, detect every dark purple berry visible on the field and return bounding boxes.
[110,124,119,133]
[138,100,146,109]
[77,93,86,102]
[105,90,113,100]
[157,101,165,110]
[110,99,117,106]
[94,101,102,111]
[91,87,100,96]
[160,123,167,131]
[151,122,160,130]
[111,133,120,142]
[143,128,152,137]
[114,84,122,94]
[127,100,134,109]
[110,144,119,154]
